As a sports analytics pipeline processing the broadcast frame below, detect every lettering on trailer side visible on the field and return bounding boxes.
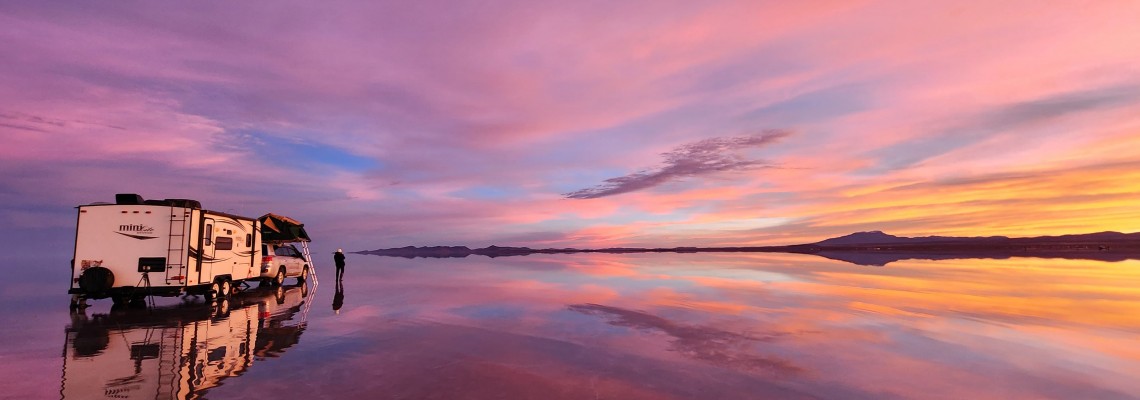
[115,223,159,240]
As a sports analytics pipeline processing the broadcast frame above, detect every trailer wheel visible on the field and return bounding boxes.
[215,298,230,318]
[219,279,232,298]
[206,281,222,302]
[272,267,286,287]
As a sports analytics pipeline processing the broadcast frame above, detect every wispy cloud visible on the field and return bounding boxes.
[868,84,1140,172]
[564,130,791,199]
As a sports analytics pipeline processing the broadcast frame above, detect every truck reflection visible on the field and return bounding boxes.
[61,284,312,400]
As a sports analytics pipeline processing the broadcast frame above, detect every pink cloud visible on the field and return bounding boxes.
[2,1,1140,252]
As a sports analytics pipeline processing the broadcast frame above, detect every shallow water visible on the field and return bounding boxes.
[2,253,1139,399]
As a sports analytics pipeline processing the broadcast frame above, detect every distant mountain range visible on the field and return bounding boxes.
[814,230,1138,246]
[815,231,1004,246]
[800,230,1140,266]
[357,231,1140,266]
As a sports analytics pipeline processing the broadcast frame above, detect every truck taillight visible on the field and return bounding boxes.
[262,256,273,263]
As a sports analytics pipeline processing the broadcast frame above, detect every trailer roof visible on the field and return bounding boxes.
[260,213,311,243]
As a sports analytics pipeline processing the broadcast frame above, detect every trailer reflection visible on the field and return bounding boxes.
[61,283,313,400]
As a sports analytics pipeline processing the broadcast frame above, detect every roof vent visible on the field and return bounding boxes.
[115,193,144,205]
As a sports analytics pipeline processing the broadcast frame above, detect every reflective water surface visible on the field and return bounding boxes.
[2,253,1139,399]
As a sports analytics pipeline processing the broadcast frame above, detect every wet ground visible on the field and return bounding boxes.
[2,252,1139,399]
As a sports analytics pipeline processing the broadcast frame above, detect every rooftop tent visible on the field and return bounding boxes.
[260,213,311,243]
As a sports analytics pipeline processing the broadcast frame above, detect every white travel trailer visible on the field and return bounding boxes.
[69,194,313,307]
[61,284,311,399]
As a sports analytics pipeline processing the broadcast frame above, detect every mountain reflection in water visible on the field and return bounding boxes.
[61,284,312,400]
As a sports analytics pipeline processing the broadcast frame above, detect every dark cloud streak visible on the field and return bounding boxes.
[564,130,791,199]
[0,123,49,133]
[568,303,803,375]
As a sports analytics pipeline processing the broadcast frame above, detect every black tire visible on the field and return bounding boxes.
[206,281,222,302]
[220,279,232,298]
[273,267,286,287]
[215,298,230,318]
[78,267,115,295]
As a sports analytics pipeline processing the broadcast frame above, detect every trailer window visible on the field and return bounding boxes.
[245,234,252,247]
[204,224,213,245]
[208,347,227,362]
[215,237,233,251]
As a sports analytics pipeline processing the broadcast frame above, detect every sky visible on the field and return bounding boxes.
[2,1,1140,255]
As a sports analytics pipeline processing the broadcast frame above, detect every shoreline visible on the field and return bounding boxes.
[357,240,1140,266]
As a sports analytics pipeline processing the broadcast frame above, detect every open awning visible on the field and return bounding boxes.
[260,213,311,243]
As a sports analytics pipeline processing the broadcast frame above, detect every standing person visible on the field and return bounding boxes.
[334,248,346,281]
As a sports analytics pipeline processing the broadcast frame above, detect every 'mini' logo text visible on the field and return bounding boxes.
[119,224,156,234]
[115,224,158,240]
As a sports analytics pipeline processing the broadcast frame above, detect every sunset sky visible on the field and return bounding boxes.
[3,1,1140,254]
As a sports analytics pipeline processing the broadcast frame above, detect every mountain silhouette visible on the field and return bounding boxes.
[814,231,1011,246]
[358,231,1140,266]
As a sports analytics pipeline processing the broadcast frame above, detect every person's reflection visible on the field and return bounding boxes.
[332,279,344,315]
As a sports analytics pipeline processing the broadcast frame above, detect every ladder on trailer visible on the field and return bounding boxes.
[154,327,179,400]
[166,207,189,283]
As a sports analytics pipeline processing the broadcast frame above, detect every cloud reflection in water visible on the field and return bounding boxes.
[16,252,1138,399]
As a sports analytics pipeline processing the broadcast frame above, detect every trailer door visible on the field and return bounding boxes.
[200,218,216,284]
